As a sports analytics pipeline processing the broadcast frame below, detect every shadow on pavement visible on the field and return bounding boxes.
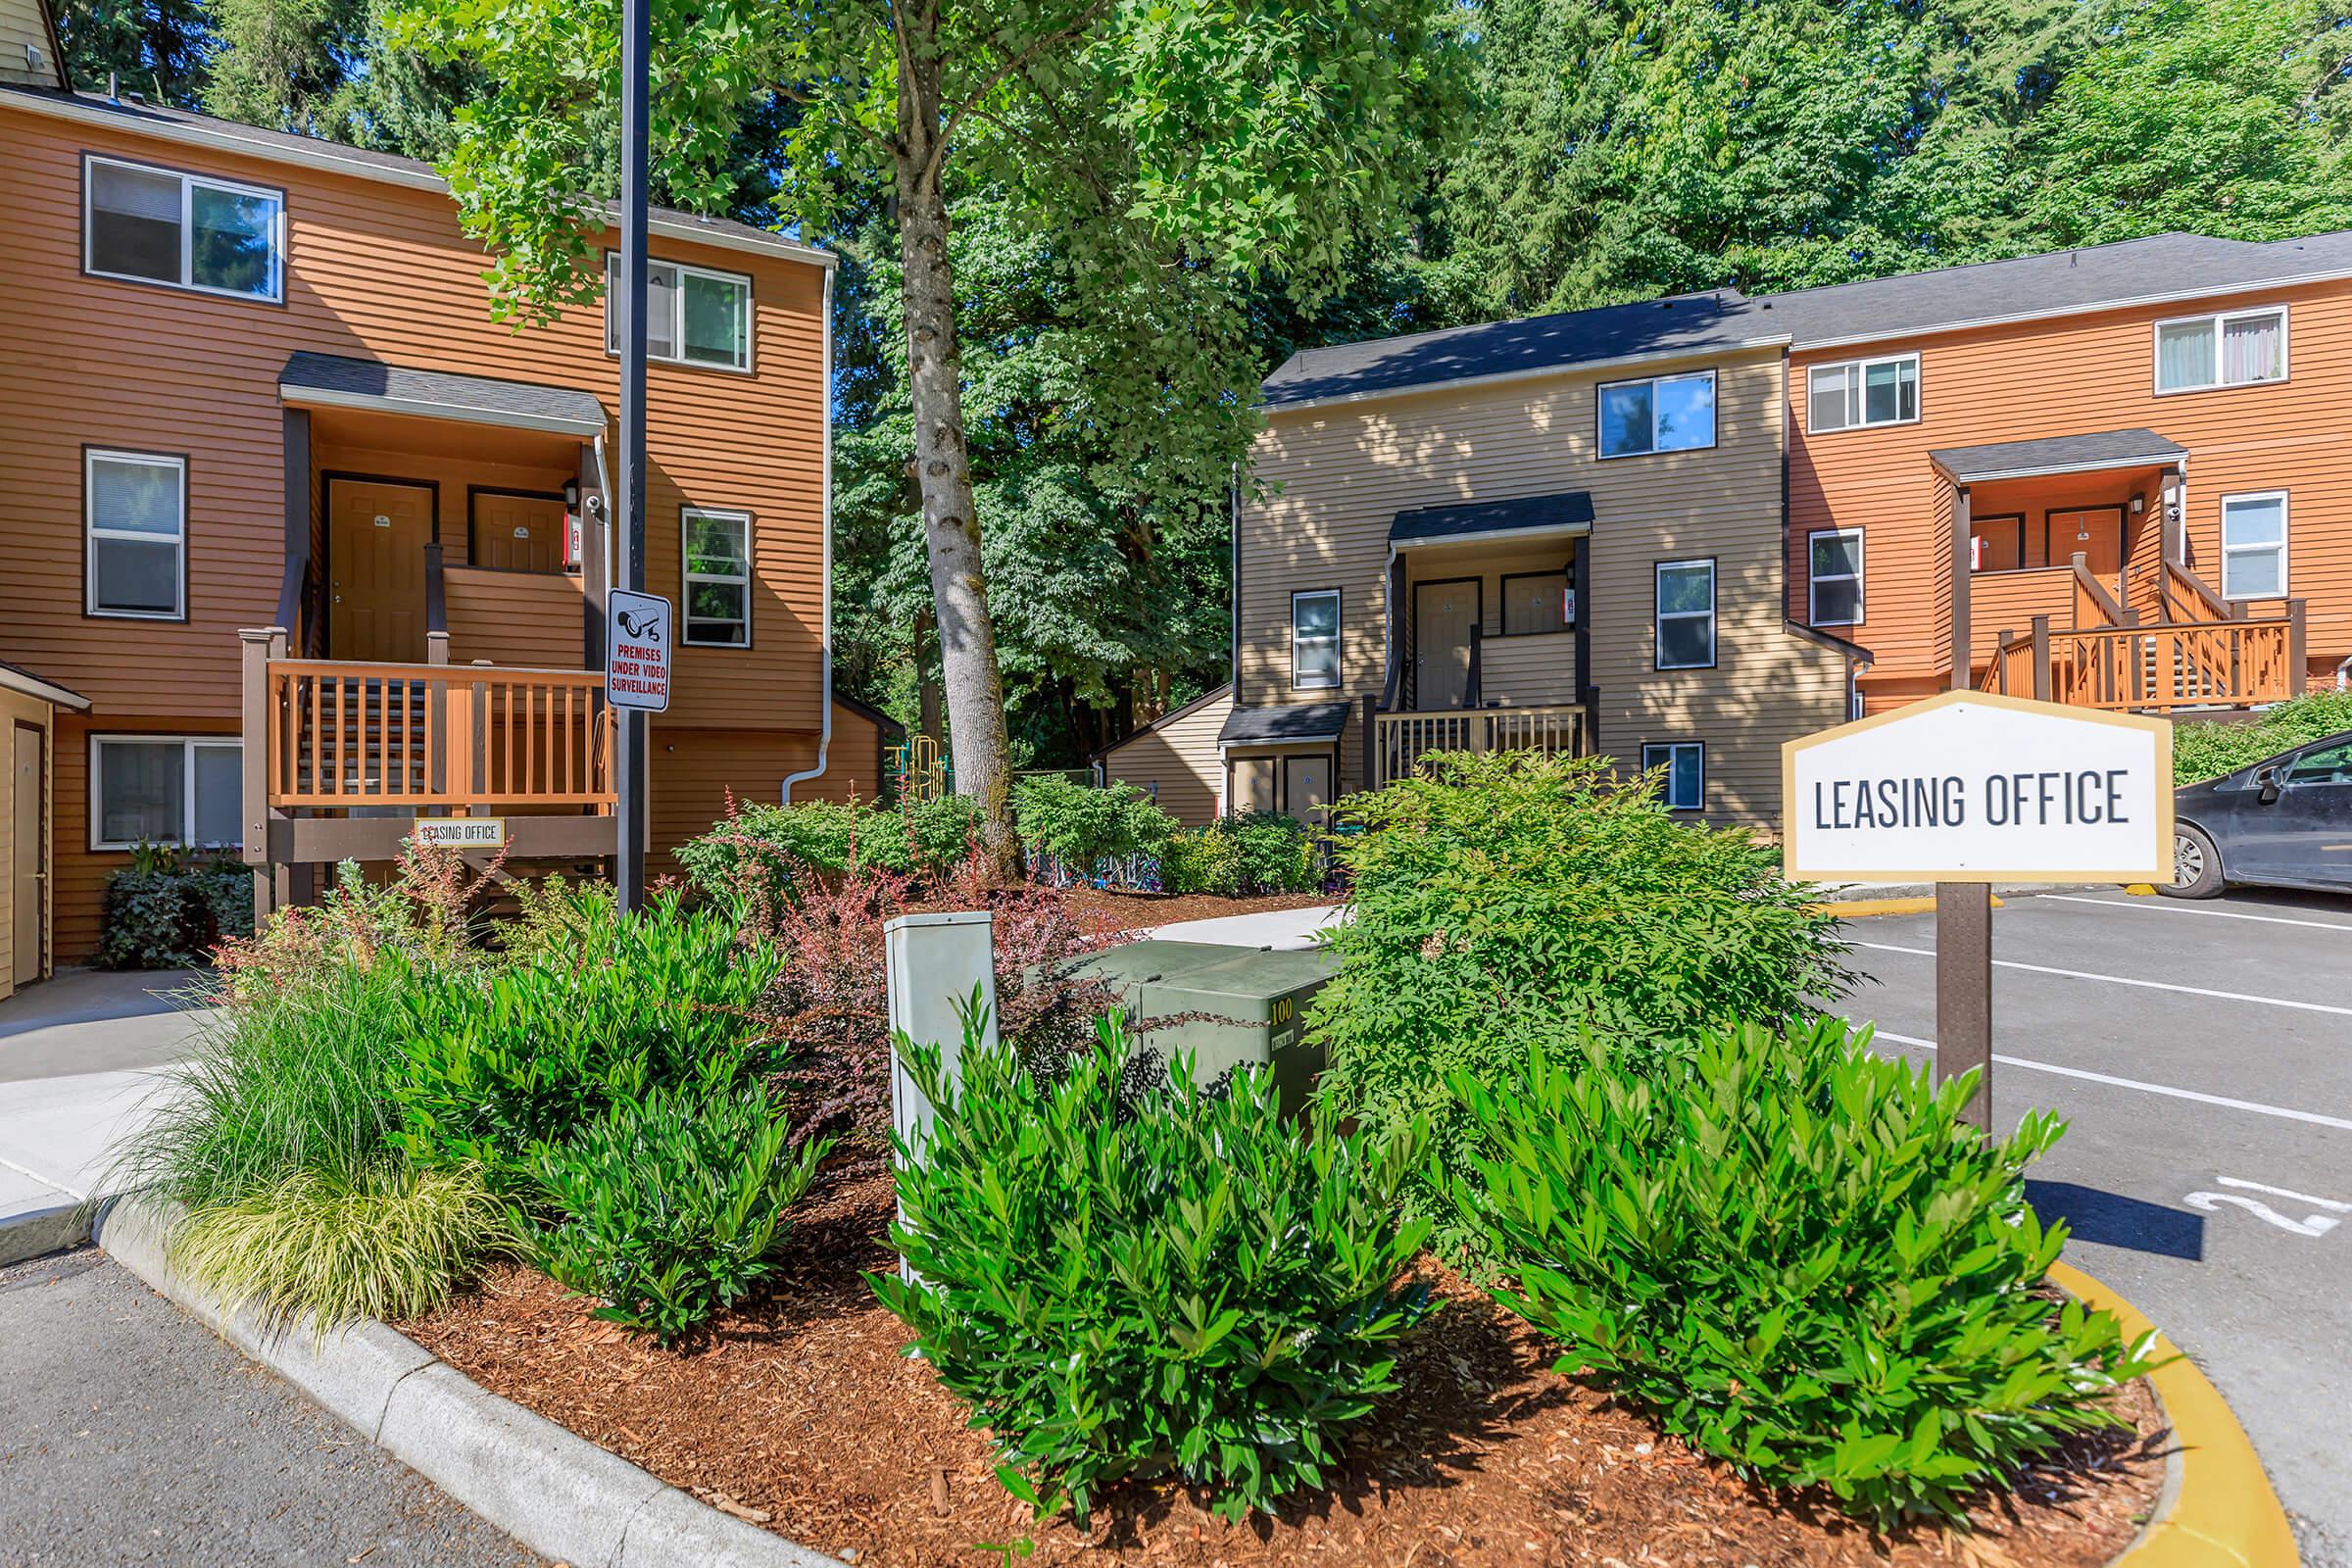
[2028,1179,2206,1261]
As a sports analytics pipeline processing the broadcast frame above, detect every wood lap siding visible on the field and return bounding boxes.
[1101,687,1231,826]
[1789,280,2352,690]
[442,566,585,669]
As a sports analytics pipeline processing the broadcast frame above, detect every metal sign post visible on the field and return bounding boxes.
[613,0,651,910]
[1783,691,2172,1132]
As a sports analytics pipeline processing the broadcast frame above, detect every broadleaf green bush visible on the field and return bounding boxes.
[677,793,982,906]
[521,1085,828,1345]
[874,1011,1435,1525]
[99,844,252,969]
[1011,774,1177,873]
[2174,691,2352,783]
[1312,750,1850,1255]
[1454,1017,2160,1525]
[1157,811,1321,896]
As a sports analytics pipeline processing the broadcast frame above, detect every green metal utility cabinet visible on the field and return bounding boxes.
[1065,940,1338,1113]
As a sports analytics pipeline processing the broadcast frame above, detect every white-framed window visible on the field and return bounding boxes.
[1291,589,1341,690]
[1654,559,1716,669]
[89,736,241,851]
[681,507,752,646]
[1808,528,1864,626]
[1807,354,1919,432]
[2220,491,2288,599]
[606,254,753,370]
[1642,742,1704,811]
[1598,370,1716,458]
[84,155,283,302]
[2155,306,2286,393]
[86,450,187,619]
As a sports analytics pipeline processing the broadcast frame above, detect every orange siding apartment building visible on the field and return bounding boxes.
[0,23,879,979]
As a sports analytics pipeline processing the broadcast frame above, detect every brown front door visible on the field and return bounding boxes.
[472,490,569,573]
[1414,578,1479,710]
[328,479,433,662]
[13,722,43,989]
[2047,508,2125,577]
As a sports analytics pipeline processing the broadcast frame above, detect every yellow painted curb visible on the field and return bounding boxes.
[1813,896,2004,917]
[2049,1261,2301,1568]
[2124,883,2160,896]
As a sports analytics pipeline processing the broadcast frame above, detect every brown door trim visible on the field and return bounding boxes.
[12,718,47,988]
[1412,575,1484,710]
[322,473,438,661]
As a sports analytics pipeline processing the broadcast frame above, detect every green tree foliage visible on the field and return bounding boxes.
[203,0,477,157]
[54,0,216,105]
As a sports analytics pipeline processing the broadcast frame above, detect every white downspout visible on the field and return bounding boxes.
[781,260,837,802]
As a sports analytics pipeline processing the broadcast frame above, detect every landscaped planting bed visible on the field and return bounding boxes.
[405,1152,2168,1568]
[1061,885,1333,929]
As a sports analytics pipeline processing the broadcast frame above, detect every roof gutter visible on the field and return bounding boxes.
[0,665,91,711]
[1258,334,1791,416]
[277,382,607,438]
[1928,453,2186,485]
[781,261,836,803]
[1394,520,1592,552]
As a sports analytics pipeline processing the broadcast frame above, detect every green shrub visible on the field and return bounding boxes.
[1156,826,1242,896]
[1454,1018,2159,1525]
[2175,691,2352,783]
[99,844,252,969]
[520,1085,828,1344]
[392,895,782,1179]
[1311,751,1849,1255]
[1012,775,1178,873]
[874,1011,1434,1525]
[172,1162,509,1332]
[1157,813,1320,897]
[678,794,983,906]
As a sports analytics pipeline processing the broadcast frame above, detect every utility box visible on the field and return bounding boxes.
[1065,940,1340,1113]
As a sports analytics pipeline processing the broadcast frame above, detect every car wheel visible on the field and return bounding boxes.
[2161,823,2225,900]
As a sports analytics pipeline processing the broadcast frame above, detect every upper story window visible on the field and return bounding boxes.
[1598,370,1715,459]
[1808,528,1864,625]
[682,507,753,646]
[86,450,187,620]
[2220,491,2287,599]
[2155,306,2285,393]
[90,736,241,851]
[1291,589,1340,690]
[1654,559,1716,669]
[1807,354,1918,432]
[606,255,753,370]
[85,156,284,302]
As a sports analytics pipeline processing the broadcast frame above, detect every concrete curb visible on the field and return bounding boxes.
[92,1196,848,1568]
[0,1199,91,1267]
[2055,1261,2302,1568]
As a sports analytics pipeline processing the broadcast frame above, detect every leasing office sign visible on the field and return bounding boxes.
[1782,691,2173,885]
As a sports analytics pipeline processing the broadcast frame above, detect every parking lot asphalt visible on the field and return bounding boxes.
[1836,886,2352,1568]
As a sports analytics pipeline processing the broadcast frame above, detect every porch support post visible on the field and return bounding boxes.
[1572,534,1597,754]
[240,626,285,930]
[278,410,311,638]
[1993,629,2013,692]
[1360,693,1377,791]
[578,441,608,673]
[2288,598,2308,696]
[1949,484,1972,692]
[2160,467,2186,565]
[2029,616,2051,702]
[1380,551,1404,710]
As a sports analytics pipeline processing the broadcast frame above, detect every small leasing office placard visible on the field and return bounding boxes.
[414,817,507,850]
[1782,692,2172,885]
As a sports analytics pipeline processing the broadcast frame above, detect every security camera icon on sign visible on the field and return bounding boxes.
[616,610,662,641]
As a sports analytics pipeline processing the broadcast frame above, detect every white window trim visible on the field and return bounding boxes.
[1596,369,1719,460]
[1808,527,1865,626]
[85,449,187,620]
[83,153,285,303]
[2219,490,2289,600]
[1642,742,1705,811]
[87,734,243,852]
[2152,304,2289,395]
[1804,353,1920,433]
[605,252,756,373]
[1291,588,1341,691]
[1654,559,1717,670]
[680,506,754,647]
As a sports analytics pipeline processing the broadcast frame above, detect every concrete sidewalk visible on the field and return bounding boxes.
[1147,903,1345,950]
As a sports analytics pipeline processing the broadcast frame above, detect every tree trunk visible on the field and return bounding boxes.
[914,609,944,748]
[893,8,1015,870]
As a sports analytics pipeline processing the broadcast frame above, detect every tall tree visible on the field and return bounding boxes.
[203,0,476,156]
[54,0,215,104]
[387,0,1460,857]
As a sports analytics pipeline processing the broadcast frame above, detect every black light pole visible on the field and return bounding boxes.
[614,0,651,910]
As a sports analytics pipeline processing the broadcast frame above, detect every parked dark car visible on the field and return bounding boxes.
[2168,728,2352,897]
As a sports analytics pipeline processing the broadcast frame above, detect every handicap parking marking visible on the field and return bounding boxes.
[1847,938,2352,1018]
[2038,893,2352,935]
[2184,1176,2350,1239]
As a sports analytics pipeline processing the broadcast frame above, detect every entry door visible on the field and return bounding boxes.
[1232,759,1277,814]
[328,479,434,662]
[2047,508,2124,577]
[13,723,43,989]
[1414,579,1478,710]
[1282,755,1330,824]
[472,490,569,573]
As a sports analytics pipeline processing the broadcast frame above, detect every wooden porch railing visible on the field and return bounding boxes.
[258,655,615,810]
[1374,702,1586,785]
[1980,606,2304,710]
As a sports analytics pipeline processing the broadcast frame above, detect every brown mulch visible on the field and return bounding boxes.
[403,1160,2168,1568]
[1062,887,1336,931]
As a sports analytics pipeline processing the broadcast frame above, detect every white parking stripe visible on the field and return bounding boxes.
[1849,940,2352,1018]
[2218,1176,2352,1212]
[1863,1027,2352,1132]
[2039,894,2352,935]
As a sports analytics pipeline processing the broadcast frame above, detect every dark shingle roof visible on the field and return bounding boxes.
[1219,703,1350,746]
[1391,492,1594,545]
[1261,293,1776,410]
[279,351,609,434]
[1929,428,2185,483]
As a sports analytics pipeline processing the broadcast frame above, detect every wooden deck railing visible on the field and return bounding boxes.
[1374,702,1586,785]
[257,656,615,810]
[1981,606,2304,710]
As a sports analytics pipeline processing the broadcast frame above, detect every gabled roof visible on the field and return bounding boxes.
[0,82,836,271]
[279,352,609,437]
[0,659,90,710]
[1929,427,2185,484]
[1220,702,1350,746]
[1391,492,1593,546]
[1094,682,1233,762]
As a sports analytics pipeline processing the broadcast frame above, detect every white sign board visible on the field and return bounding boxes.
[414,817,506,850]
[607,589,671,713]
[1783,691,2172,884]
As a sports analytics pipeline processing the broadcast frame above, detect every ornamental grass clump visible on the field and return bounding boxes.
[875,1011,1435,1526]
[1453,1017,2161,1526]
